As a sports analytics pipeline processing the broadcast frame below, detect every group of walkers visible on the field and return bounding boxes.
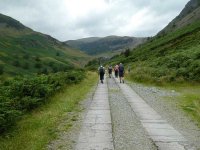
[98,63,126,84]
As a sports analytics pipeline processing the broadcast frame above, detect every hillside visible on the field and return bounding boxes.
[0,13,89,78]
[159,0,200,35]
[99,0,200,83]
[108,20,200,83]
[66,36,147,55]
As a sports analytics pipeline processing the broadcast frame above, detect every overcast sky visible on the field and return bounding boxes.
[0,0,189,41]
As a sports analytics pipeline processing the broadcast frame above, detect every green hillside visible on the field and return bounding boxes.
[108,20,200,83]
[0,13,92,133]
[159,0,200,35]
[0,13,90,79]
[66,36,146,55]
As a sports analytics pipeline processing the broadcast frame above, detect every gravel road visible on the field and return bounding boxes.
[48,77,200,150]
[128,82,200,149]
[107,77,157,150]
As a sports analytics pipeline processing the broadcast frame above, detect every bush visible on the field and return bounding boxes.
[56,52,60,56]
[0,70,85,133]
[35,56,40,62]
[23,53,30,59]
[35,62,42,68]
[22,63,29,69]
[0,66,4,75]
[41,68,48,74]
[12,60,20,67]
[124,48,130,57]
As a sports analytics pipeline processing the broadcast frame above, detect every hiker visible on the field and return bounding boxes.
[108,65,112,78]
[119,63,125,83]
[114,64,119,78]
[98,65,105,84]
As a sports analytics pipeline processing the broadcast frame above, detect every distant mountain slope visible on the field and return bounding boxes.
[108,20,200,82]
[159,0,200,34]
[100,0,200,83]
[0,13,89,77]
[66,36,147,55]
[0,13,27,30]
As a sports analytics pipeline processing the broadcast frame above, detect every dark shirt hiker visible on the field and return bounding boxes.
[98,65,105,84]
[119,63,125,83]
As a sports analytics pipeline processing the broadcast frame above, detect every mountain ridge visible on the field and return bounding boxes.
[159,0,200,34]
[103,0,200,83]
[66,36,147,55]
[0,13,89,77]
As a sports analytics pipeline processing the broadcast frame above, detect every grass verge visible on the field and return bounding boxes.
[0,72,97,150]
[126,74,200,126]
[171,84,200,126]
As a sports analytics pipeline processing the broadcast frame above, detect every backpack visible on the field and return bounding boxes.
[99,67,104,73]
[119,65,124,72]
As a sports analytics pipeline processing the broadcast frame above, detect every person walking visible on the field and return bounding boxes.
[98,65,105,84]
[108,65,112,78]
[114,64,119,78]
[119,63,125,83]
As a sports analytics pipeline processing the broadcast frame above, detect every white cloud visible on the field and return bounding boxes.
[0,0,190,41]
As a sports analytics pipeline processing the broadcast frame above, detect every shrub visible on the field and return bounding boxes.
[22,63,29,69]
[35,56,40,62]
[12,60,20,67]
[56,52,60,56]
[0,66,4,75]
[124,48,130,57]
[0,70,85,133]
[35,62,42,68]
[23,53,30,59]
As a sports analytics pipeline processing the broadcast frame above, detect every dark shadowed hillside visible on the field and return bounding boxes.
[66,36,147,55]
[159,0,200,35]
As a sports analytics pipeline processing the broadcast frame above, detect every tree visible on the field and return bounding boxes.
[124,48,130,57]
[0,65,4,75]
[41,68,48,74]
[56,52,60,56]
[35,56,40,62]
[35,63,42,69]
[22,63,29,69]
[172,23,176,28]
[23,53,30,59]
[48,61,54,67]
[13,60,20,67]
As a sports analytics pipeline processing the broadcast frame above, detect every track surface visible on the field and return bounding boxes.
[75,76,198,150]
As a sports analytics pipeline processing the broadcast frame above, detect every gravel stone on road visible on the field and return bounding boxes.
[129,82,200,149]
[107,77,157,150]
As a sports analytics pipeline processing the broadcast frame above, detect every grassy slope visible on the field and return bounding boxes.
[116,21,200,125]
[66,36,146,55]
[0,31,90,77]
[111,21,200,83]
[176,85,200,126]
[0,14,90,78]
[0,72,97,150]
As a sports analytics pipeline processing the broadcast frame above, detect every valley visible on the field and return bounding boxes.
[0,0,200,149]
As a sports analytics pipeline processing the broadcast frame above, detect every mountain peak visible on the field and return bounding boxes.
[0,13,26,30]
[66,36,147,55]
[159,0,200,34]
